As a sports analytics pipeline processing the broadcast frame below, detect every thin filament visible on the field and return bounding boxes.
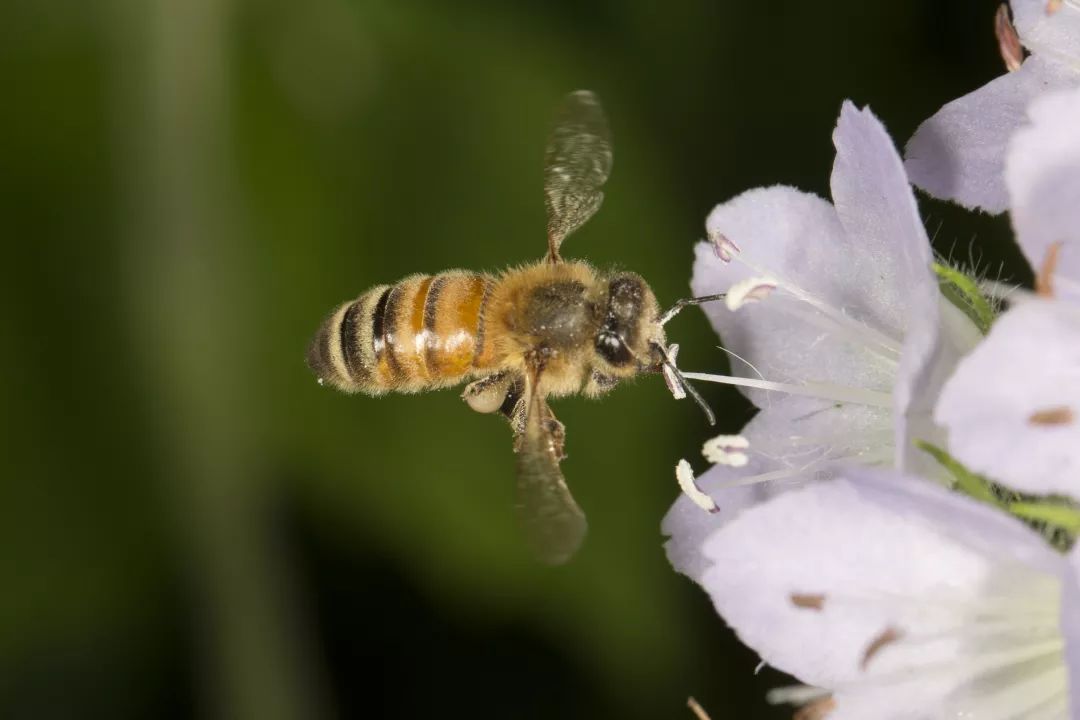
[732,251,903,356]
[681,371,892,408]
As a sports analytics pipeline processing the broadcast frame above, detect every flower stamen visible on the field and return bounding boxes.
[996,4,1024,72]
[708,229,740,263]
[732,253,903,356]
[726,276,778,310]
[792,696,836,720]
[681,371,893,408]
[861,626,904,670]
[1035,241,1063,298]
[686,697,712,720]
[765,686,831,707]
[709,232,904,358]
[1028,406,1074,425]
[702,434,750,466]
[676,459,719,514]
[790,593,826,610]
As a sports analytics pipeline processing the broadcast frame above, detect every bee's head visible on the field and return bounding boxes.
[597,278,726,426]
[593,273,664,372]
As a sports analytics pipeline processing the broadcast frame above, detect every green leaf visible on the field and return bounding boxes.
[933,263,995,334]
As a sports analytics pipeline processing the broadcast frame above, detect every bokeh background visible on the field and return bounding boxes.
[2,0,1030,718]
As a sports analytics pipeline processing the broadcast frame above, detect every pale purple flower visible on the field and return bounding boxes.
[906,0,1080,213]
[664,103,982,579]
[696,468,1080,718]
[933,83,1080,499]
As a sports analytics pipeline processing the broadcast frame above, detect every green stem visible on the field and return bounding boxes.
[915,440,1001,506]
[1007,502,1080,533]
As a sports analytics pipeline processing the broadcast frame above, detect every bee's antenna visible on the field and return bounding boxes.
[658,294,727,326]
[650,341,716,426]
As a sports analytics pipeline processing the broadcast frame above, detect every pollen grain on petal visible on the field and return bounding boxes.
[725,276,778,311]
[861,626,903,670]
[676,459,719,514]
[994,4,1023,72]
[790,593,826,611]
[702,434,750,467]
[1029,406,1074,426]
[1047,0,1063,13]
[708,230,741,263]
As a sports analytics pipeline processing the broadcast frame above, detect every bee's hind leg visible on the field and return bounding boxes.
[462,372,527,431]
[462,371,511,413]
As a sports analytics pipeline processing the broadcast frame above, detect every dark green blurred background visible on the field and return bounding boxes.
[1,0,1027,718]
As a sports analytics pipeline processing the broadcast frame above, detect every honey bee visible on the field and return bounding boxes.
[307,91,722,563]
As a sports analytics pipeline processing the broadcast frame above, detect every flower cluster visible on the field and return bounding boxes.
[663,2,1080,716]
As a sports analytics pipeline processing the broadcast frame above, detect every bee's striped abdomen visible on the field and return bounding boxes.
[307,271,498,395]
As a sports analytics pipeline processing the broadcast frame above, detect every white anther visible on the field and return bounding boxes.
[725,276,778,311]
[676,459,719,514]
[708,230,741,263]
[661,343,686,400]
[702,434,750,467]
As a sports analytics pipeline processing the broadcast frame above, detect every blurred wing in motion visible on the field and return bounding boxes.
[543,90,613,262]
[514,369,587,564]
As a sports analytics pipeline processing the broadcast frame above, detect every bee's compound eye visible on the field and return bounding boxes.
[595,331,632,366]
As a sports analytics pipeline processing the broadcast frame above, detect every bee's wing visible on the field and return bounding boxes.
[513,368,587,564]
[543,90,612,263]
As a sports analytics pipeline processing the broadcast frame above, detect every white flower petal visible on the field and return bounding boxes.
[696,105,936,412]
[1066,544,1080,718]
[905,55,1075,213]
[935,300,1080,497]
[662,459,773,583]
[693,103,951,488]
[831,102,935,310]
[700,468,1066,708]
[695,189,884,402]
[663,398,890,583]
[895,295,983,478]
[829,102,960,474]
[1013,0,1080,66]
[1006,84,1080,299]
[694,196,894,411]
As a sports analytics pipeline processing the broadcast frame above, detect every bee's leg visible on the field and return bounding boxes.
[583,370,620,398]
[461,371,512,414]
[541,405,567,460]
[499,375,528,436]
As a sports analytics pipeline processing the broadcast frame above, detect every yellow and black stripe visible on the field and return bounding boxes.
[307,271,497,394]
